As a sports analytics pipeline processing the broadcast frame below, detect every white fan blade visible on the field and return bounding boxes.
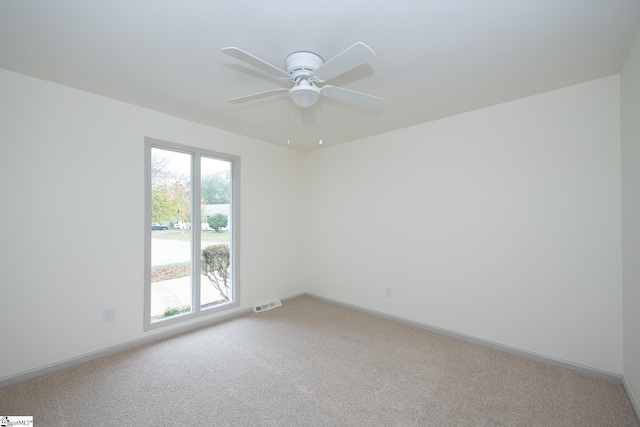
[321,86,384,110]
[222,47,291,80]
[227,88,289,104]
[313,42,376,82]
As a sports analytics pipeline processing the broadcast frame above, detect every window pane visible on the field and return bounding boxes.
[145,138,239,331]
[200,156,232,309]
[150,147,193,321]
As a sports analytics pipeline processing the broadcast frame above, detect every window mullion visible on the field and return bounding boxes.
[192,153,202,313]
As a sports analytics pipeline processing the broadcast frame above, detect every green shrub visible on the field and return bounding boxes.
[201,244,230,300]
[207,213,228,232]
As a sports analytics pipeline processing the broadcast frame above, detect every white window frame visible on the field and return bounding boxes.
[144,137,240,331]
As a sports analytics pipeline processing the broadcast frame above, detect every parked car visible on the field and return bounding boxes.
[151,222,168,230]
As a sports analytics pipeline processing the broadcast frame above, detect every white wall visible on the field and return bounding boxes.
[0,69,306,380]
[305,76,622,374]
[0,65,629,386]
[622,30,640,411]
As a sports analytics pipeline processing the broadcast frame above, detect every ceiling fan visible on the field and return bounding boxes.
[221,42,384,110]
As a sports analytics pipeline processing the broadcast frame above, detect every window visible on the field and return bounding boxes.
[144,138,239,330]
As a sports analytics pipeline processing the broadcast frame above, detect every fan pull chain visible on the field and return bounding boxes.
[318,103,323,145]
[287,97,291,145]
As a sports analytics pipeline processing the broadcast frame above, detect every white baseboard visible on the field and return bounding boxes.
[0,306,254,389]
[305,293,623,384]
[1,291,630,401]
[0,293,308,389]
[623,376,640,422]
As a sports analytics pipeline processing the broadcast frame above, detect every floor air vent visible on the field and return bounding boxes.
[253,299,282,313]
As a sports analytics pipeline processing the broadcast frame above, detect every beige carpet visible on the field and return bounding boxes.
[1,296,638,426]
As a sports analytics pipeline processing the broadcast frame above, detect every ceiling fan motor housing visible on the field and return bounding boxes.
[286,52,324,80]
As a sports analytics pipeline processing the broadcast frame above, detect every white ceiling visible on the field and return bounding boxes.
[1,1,639,151]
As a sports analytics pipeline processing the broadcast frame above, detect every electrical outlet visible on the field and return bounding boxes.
[385,287,393,297]
[103,308,115,322]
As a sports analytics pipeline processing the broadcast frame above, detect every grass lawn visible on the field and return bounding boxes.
[151,230,229,282]
[151,229,230,242]
[151,262,190,282]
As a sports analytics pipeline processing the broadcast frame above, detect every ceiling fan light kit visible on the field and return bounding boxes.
[289,79,321,108]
